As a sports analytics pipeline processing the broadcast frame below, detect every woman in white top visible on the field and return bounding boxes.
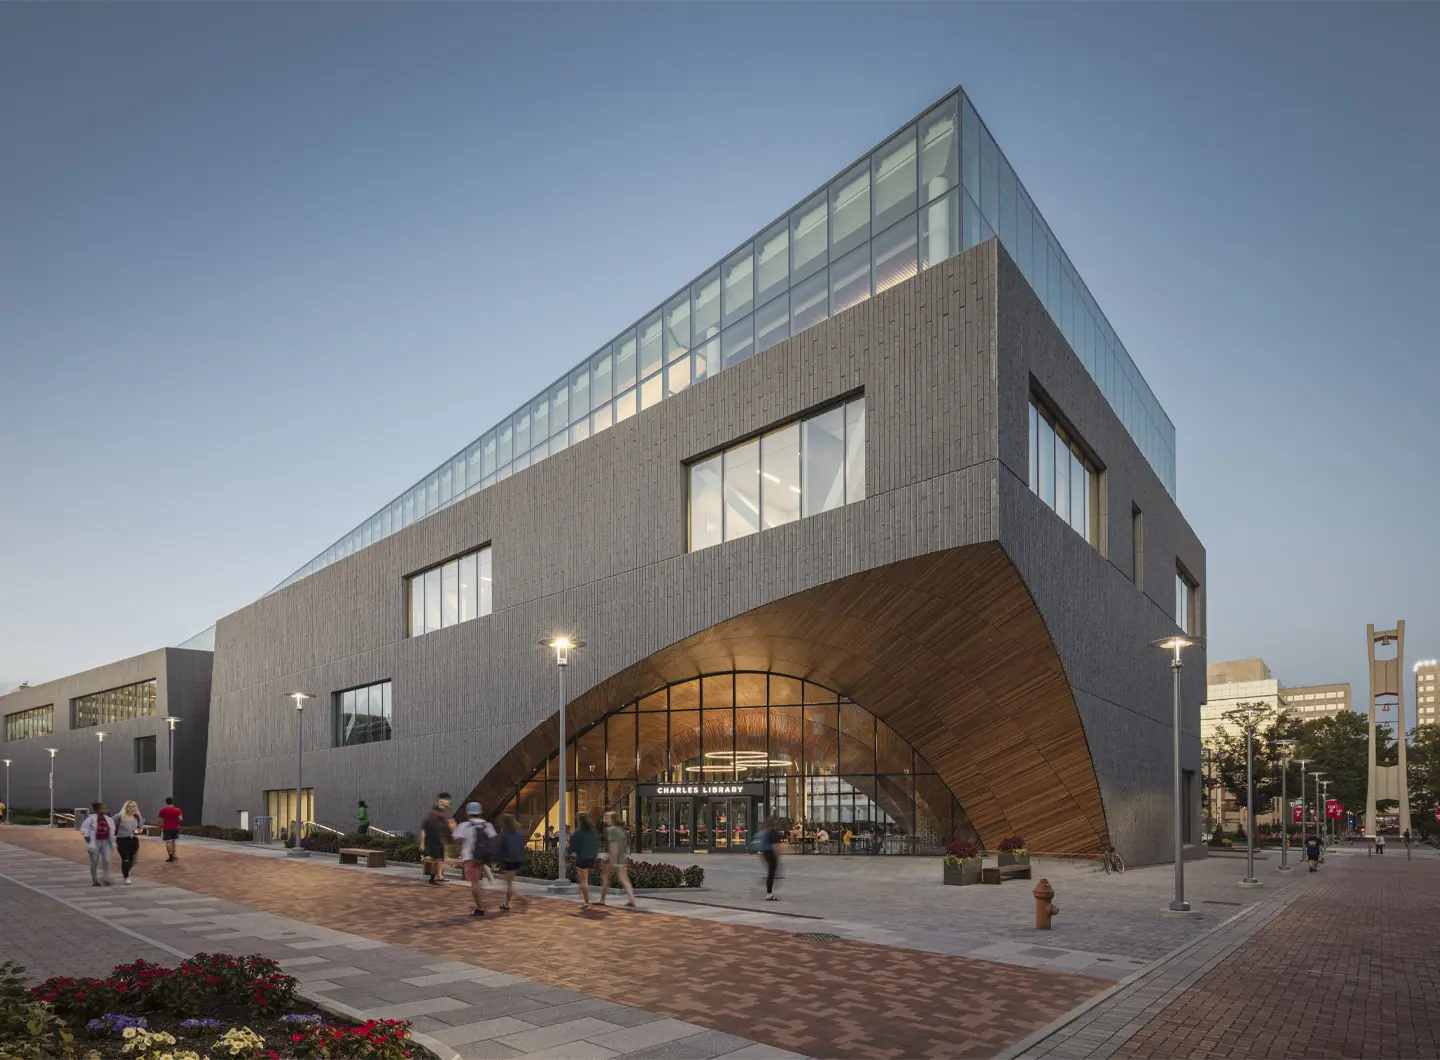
[115,801,145,884]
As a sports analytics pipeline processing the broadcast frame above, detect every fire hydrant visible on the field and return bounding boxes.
[1034,878,1057,930]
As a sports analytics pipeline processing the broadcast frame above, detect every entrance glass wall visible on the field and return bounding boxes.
[492,671,975,855]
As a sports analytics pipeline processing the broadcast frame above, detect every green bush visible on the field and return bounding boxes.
[0,960,79,1059]
[517,849,702,888]
[298,831,423,863]
[180,825,253,842]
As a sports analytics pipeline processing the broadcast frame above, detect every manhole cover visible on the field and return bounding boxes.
[795,932,843,942]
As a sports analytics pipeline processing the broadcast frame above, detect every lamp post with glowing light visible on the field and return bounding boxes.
[1274,739,1296,871]
[541,636,583,889]
[1224,702,1266,888]
[2,759,10,824]
[1320,779,1332,846]
[1296,759,1310,839]
[95,732,107,803]
[1309,771,1326,849]
[47,749,57,825]
[166,717,181,798]
[1151,634,1204,917]
[285,693,313,856]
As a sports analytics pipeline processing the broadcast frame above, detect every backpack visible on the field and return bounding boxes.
[94,814,111,842]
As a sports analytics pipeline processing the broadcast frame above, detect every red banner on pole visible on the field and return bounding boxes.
[1293,806,1303,823]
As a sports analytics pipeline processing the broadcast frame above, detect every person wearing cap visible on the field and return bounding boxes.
[452,803,498,917]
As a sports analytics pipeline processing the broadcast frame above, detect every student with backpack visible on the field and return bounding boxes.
[80,802,117,886]
[453,803,497,917]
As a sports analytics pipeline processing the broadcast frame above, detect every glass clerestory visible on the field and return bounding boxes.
[491,670,977,856]
[269,86,1176,597]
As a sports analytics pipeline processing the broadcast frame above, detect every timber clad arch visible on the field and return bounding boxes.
[469,541,1110,856]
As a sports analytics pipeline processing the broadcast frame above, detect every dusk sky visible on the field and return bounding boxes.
[2,4,1436,706]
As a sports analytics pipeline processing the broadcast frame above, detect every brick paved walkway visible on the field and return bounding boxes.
[0,828,1106,1059]
[1113,850,1440,1059]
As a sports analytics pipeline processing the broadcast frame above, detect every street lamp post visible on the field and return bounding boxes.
[1274,740,1296,871]
[2,759,10,824]
[1296,759,1310,841]
[1225,703,1266,888]
[1319,779,1332,846]
[166,717,181,798]
[284,693,313,857]
[47,749,57,826]
[1310,772,1326,849]
[1150,635,1203,918]
[95,732,107,803]
[541,636,583,891]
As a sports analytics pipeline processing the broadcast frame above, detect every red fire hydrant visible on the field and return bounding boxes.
[1034,878,1057,930]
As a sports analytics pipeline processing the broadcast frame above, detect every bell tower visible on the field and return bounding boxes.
[1365,621,1411,835]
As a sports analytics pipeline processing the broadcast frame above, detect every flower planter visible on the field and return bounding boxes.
[998,852,1030,868]
[943,859,983,886]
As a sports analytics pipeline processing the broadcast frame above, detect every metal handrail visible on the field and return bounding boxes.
[367,826,398,838]
[304,821,344,837]
[53,812,76,824]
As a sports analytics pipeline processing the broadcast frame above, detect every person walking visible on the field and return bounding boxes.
[1376,832,1387,856]
[156,797,183,862]
[355,800,371,836]
[598,811,636,907]
[115,800,145,884]
[1304,831,1323,872]
[756,816,781,901]
[496,814,527,912]
[1403,828,1412,858]
[80,802,117,886]
[569,813,599,910]
[453,803,497,917]
[420,798,451,885]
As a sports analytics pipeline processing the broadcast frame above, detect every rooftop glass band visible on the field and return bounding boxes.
[267,86,1176,597]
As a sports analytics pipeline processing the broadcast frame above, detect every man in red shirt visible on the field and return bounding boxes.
[157,797,184,862]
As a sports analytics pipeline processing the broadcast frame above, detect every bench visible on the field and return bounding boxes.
[338,847,387,868]
[982,864,1032,885]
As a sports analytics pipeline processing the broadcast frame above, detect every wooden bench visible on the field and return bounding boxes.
[338,847,387,868]
[982,864,1033,885]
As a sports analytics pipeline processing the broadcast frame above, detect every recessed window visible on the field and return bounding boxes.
[5,704,53,742]
[1132,506,1144,589]
[334,680,393,747]
[688,397,864,551]
[1028,398,1099,546]
[1176,568,1198,635]
[72,681,157,730]
[409,547,492,637]
[134,735,157,774]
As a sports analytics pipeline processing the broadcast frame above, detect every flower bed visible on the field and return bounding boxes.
[518,850,703,888]
[6,955,422,1059]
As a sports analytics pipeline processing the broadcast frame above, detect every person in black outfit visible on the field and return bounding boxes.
[420,793,452,884]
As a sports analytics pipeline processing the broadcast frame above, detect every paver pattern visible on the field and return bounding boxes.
[0,829,1106,1059]
[1114,850,1440,1059]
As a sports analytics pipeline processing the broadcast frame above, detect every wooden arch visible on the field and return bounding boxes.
[467,541,1110,855]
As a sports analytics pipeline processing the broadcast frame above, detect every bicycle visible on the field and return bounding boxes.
[1101,845,1125,874]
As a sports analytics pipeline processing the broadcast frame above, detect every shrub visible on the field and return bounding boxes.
[997,835,1028,854]
[181,825,253,842]
[288,1018,412,1059]
[29,976,122,1024]
[1,960,79,1059]
[681,865,705,888]
[943,840,980,865]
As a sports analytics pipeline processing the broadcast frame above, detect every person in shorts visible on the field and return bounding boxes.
[598,810,635,907]
[157,798,184,862]
[496,814,526,912]
[568,812,599,910]
[420,798,450,885]
[453,803,497,917]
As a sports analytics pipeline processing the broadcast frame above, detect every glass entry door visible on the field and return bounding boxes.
[647,798,696,852]
[712,801,730,850]
[705,798,751,851]
[730,798,749,849]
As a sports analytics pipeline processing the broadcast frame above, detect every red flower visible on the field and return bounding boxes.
[291,1034,304,1042]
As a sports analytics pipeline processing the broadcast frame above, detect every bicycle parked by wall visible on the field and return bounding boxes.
[1101,845,1126,874]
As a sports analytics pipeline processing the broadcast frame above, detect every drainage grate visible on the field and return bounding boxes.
[795,932,844,942]
[1203,900,1242,906]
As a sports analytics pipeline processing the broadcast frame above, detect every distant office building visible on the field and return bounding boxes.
[1203,660,1281,742]
[1415,661,1439,729]
[1280,683,1351,723]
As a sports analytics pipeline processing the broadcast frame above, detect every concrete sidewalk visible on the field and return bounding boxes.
[0,841,800,1060]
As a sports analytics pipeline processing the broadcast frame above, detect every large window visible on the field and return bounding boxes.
[5,705,52,742]
[265,788,314,841]
[1028,399,1098,546]
[688,397,865,551]
[408,547,491,637]
[493,671,975,855]
[134,736,157,774]
[72,680,157,730]
[1176,568,1197,635]
[333,680,393,747]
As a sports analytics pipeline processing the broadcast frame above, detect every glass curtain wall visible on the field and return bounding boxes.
[494,671,975,855]
[270,88,1174,597]
[71,680,158,730]
[4,705,53,742]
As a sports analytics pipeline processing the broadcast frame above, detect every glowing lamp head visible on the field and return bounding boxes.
[286,692,314,711]
[166,717,181,730]
[95,732,106,743]
[47,748,57,758]
[542,636,584,667]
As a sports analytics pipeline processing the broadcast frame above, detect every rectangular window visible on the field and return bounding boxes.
[1132,506,1144,589]
[1028,396,1100,548]
[1176,568,1196,635]
[639,312,663,381]
[688,396,864,551]
[722,245,754,327]
[134,735,157,774]
[408,546,493,637]
[791,269,829,335]
[71,681,157,730]
[266,787,314,841]
[830,160,871,258]
[692,269,721,346]
[919,95,958,204]
[872,125,917,232]
[613,332,637,394]
[755,294,790,353]
[830,243,872,316]
[5,704,53,742]
[334,680,393,747]
[755,220,789,306]
[873,216,918,295]
[791,191,828,283]
[664,293,691,363]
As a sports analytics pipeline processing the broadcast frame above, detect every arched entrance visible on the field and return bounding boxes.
[489,670,977,855]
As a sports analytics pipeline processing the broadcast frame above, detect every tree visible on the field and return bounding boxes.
[1293,711,1371,819]
[1407,725,1440,837]
[1209,703,1305,815]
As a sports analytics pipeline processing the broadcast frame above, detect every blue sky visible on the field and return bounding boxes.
[2,4,1436,705]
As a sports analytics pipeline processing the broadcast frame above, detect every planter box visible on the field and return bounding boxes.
[999,853,1030,868]
[943,859,983,886]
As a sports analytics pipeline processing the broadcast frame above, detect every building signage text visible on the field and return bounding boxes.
[655,784,746,796]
